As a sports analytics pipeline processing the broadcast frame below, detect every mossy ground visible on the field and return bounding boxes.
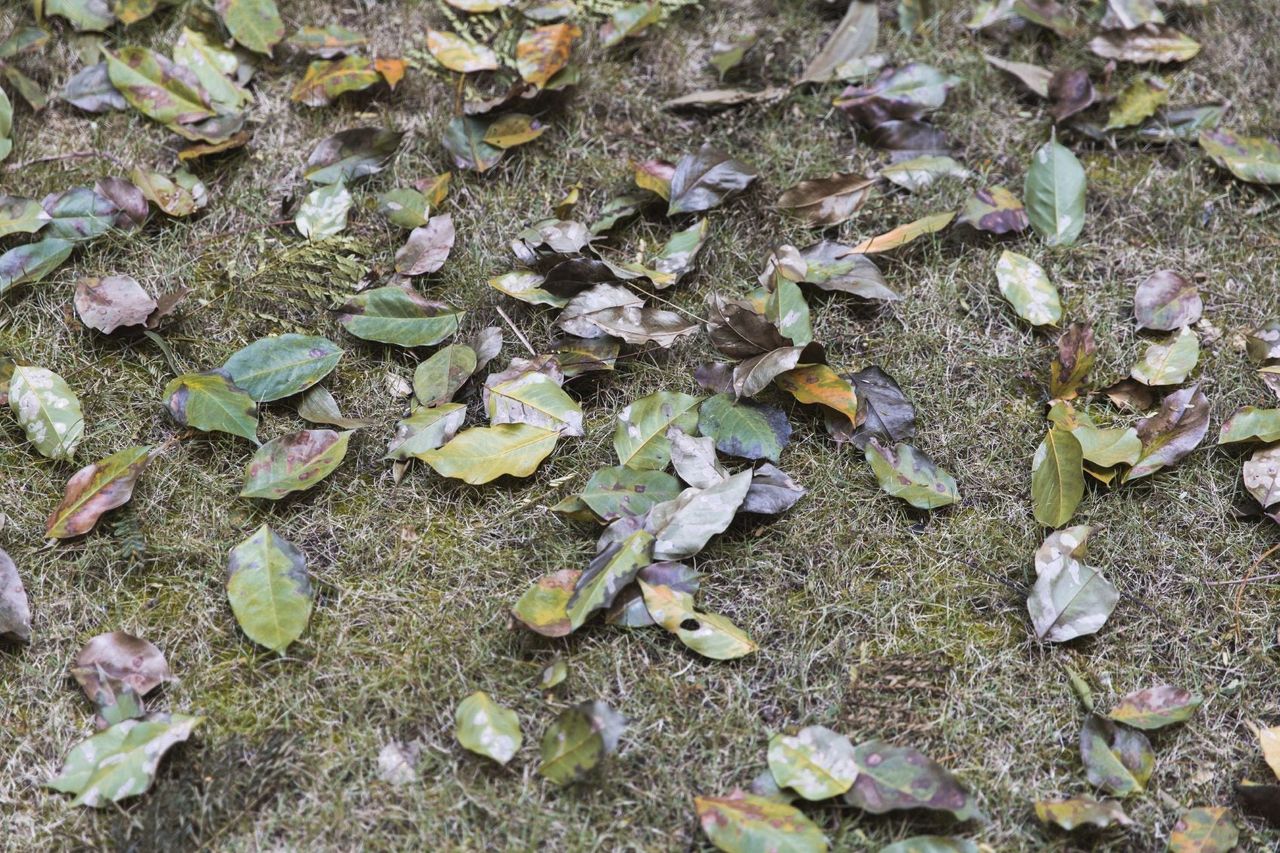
[2,0,1280,850]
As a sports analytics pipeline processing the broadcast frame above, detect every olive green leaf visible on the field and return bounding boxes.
[47,713,203,807]
[1105,76,1168,131]
[1169,806,1239,853]
[294,385,373,429]
[42,0,114,31]
[0,237,74,296]
[512,569,580,637]
[606,562,699,626]
[46,445,151,538]
[455,691,522,765]
[1134,270,1201,331]
[1126,384,1209,481]
[1218,406,1280,445]
[488,270,566,307]
[10,364,84,460]
[286,24,368,57]
[484,368,583,435]
[1,548,31,642]
[1200,129,1280,185]
[580,466,681,520]
[414,344,476,406]
[996,250,1061,326]
[1130,326,1198,386]
[223,334,343,402]
[240,429,352,499]
[601,1,661,47]
[613,391,702,469]
[1106,685,1202,730]
[648,470,754,560]
[699,394,791,463]
[377,188,431,229]
[567,530,654,630]
[104,47,216,127]
[1031,427,1084,528]
[427,29,498,72]
[641,578,757,659]
[130,168,208,217]
[296,182,352,239]
[958,185,1029,235]
[42,187,117,241]
[215,0,285,55]
[163,370,258,443]
[291,56,380,107]
[765,277,813,346]
[1025,138,1086,246]
[1072,425,1141,469]
[226,523,311,651]
[538,700,623,785]
[1243,445,1280,509]
[881,155,971,193]
[880,839,979,853]
[695,790,829,853]
[1034,797,1133,830]
[0,194,51,238]
[668,145,758,215]
[384,403,466,461]
[421,424,559,484]
[651,217,709,284]
[335,285,462,347]
[538,657,568,690]
[844,740,983,820]
[172,27,251,111]
[866,439,958,510]
[767,725,858,800]
[304,128,403,185]
[1080,714,1153,796]
[1029,526,1118,642]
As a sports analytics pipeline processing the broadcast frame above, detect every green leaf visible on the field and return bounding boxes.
[304,128,403,185]
[335,285,463,348]
[880,839,979,853]
[698,394,791,463]
[296,182,351,239]
[421,424,559,484]
[442,116,505,172]
[43,0,114,32]
[1130,326,1198,386]
[766,278,812,346]
[294,385,372,429]
[131,168,209,217]
[413,344,476,406]
[384,403,466,461]
[286,24,368,57]
[240,429,351,499]
[601,1,662,47]
[613,391,702,470]
[47,714,203,807]
[640,580,756,660]
[226,523,311,651]
[1169,806,1239,853]
[163,370,258,443]
[1024,138,1086,246]
[215,0,285,55]
[46,445,151,538]
[1034,796,1133,831]
[1029,526,1118,642]
[41,187,115,241]
[0,237,73,295]
[650,217,708,284]
[1200,129,1280,185]
[1072,425,1141,469]
[512,569,579,637]
[1079,714,1153,796]
[9,364,84,460]
[484,369,582,435]
[377,188,431,229]
[0,195,50,238]
[767,725,858,800]
[1107,685,1202,730]
[455,691,522,765]
[865,439,959,510]
[695,790,829,853]
[566,530,654,629]
[1031,428,1084,527]
[538,701,622,785]
[223,334,343,402]
[668,145,757,215]
[844,740,982,820]
[104,47,216,126]
[580,466,681,520]
[173,27,251,111]
[291,55,381,107]
[996,250,1061,326]
[1218,406,1280,445]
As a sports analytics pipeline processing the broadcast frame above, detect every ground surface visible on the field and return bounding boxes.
[2,0,1280,850]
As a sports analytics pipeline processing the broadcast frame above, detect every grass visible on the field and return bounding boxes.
[3,0,1280,849]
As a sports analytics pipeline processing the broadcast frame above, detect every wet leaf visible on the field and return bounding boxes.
[455,692,522,765]
[639,580,756,660]
[335,286,462,348]
[1199,129,1280,185]
[1025,138,1086,246]
[240,429,352,499]
[47,713,202,807]
[695,790,829,853]
[0,548,31,642]
[866,439,958,510]
[223,334,342,402]
[614,391,703,470]
[849,366,915,449]
[0,237,74,295]
[421,423,559,484]
[1127,384,1209,480]
[226,524,311,651]
[1169,807,1239,853]
[777,173,876,227]
[581,467,681,520]
[74,275,156,333]
[286,24,367,57]
[296,182,351,239]
[291,56,381,107]
[881,155,970,192]
[668,145,758,215]
[104,47,215,127]
[215,0,285,55]
[163,370,258,443]
[1219,407,1280,445]
[46,446,150,538]
[1107,685,1202,729]
[1105,76,1168,131]
[844,740,982,820]
[985,53,1052,98]
[516,23,580,88]
[800,0,876,84]
[1080,714,1153,796]
[1050,323,1096,401]
[1089,25,1201,64]
[395,214,455,275]
[42,187,117,241]
[304,128,402,185]
[836,63,959,125]
[10,364,83,460]
[958,185,1029,236]
[513,569,580,636]
[1029,526,1118,642]
[1034,797,1133,830]
[767,725,857,800]
[996,250,1061,327]
[1243,445,1280,509]
[0,194,51,238]
[699,394,791,463]
[1134,270,1200,331]
[295,385,372,429]
[442,115,505,172]
[1130,326,1198,386]
[648,470,753,560]
[848,211,954,253]
[538,701,622,785]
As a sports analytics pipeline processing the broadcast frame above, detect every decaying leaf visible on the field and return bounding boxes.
[335,286,462,348]
[215,0,285,54]
[668,145,758,215]
[291,56,381,107]
[580,467,681,520]
[1105,75,1168,131]
[1080,714,1154,796]
[648,470,753,560]
[566,530,654,629]
[164,370,258,443]
[881,155,970,192]
[799,0,876,84]
[1126,384,1209,480]
[0,238,74,296]
[699,394,791,463]
[455,691,522,765]
[795,241,898,301]
[775,364,860,433]
[226,524,311,652]
[985,53,1052,98]
[46,445,151,538]
[614,391,702,470]
[512,569,580,637]
[1169,806,1239,853]
[601,1,662,47]
[866,439,958,510]
[1134,270,1201,331]
[844,740,982,820]
[847,211,954,254]
[304,128,403,185]
[777,173,875,227]
[10,364,84,460]
[538,700,623,785]
[0,549,31,643]
[1199,129,1280,185]
[1034,796,1133,831]
[1107,685,1202,730]
[1243,445,1280,509]
[695,790,829,853]
[1049,68,1097,124]
[997,250,1061,327]
[296,182,351,239]
[223,334,343,402]
[427,30,498,73]
[849,366,915,449]
[1029,526,1118,643]
[1219,407,1280,446]
[516,23,580,88]
[239,429,352,499]
[1130,326,1198,387]
[1025,138,1086,247]
[639,580,756,660]
[1050,322,1096,400]
[47,713,203,808]
[1088,25,1201,64]
[767,725,858,800]
[71,631,174,710]
[837,64,959,126]
[74,275,157,333]
[743,463,806,515]
[422,424,559,484]
[295,385,372,429]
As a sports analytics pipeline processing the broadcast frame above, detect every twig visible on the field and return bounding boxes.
[494,305,536,356]
[1206,570,1280,586]
[1233,542,1280,644]
[4,149,128,172]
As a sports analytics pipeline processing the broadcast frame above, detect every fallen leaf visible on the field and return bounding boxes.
[1199,129,1280,185]
[295,181,351,239]
[847,211,954,253]
[1219,407,1280,445]
[668,145,758,215]
[295,385,372,429]
[223,334,343,402]
[668,427,729,489]
[42,186,118,240]
[163,370,258,443]
[335,285,462,347]
[614,391,702,469]
[836,63,959,126]
[848,366,915,449]
[455,691,522,764]
[796,241,898,301]
[74,275,157,333]
[1130,326,1198,386]
[1080,714,1153,796]
[567,530,654,629]
[1242,445,1280,509]
[1034,797,1133,830]
[1105,75,1168,131]
[1029,526,1118,642]
[1048,68,1096,123]
[1134,270,1201,331]
[239,429,352,499]
[1169,806,1239,853]
[47,713,203,807]
[214,0,284,54]
[1050,322,1096,400]
[1025,138,1086,246]
[1088,24,1201,64]
[395,214,455,275]
[600,1,662,47]
[639,580,757,659]
[695,790,829,853]
[844,740,982,820]
[427,30,498,73]
[777,173,876,227]
[580,466,681,520]
[516,23,580,88]
[647,470,753,560]
[130,169,208,217]
[1107,685,1203,730]
[103,47,216,128]
[1032,427,1084,527]
[767,725,858,800]
[421,424,559,484]
[997,250,1061,327]
[291,56,381,107]
[881,155,970,192]
[662,87,788,111]
[0,194,52,238]
[385,404,467,461]
[71,631,174,708]
[0,548,31,642]
[10,364,84,460]
[46,445,151,538]
[985,53,1052,98]
[743,463,806,515]
[1126,384,1209,480]
[538,700,622,785]
[799,0,877,84]
[226,524,311,651]
[775,364,860,432]
[304,127,402,185]
[699,394,791,463]
[286,24,368,58]
[0,238,74,296]
[512,569,580,636]
[866,439,958,509]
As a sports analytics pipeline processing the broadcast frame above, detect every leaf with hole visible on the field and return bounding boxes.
[639,580,756,660]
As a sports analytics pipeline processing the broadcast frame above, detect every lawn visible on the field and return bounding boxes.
[3,0,1280,850]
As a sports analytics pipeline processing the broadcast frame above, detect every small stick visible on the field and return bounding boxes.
[1234,542,1280,644]
[495,305,536,356]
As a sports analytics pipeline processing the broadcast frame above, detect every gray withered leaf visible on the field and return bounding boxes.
[848,366,915,449]
[1133,270,1201,331]
[667,145,758,215]
[1125,384,1209,481]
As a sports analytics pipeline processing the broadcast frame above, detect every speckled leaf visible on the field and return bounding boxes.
[1034,797,1133,830]
[516,23,580,88]
[46,445,150,538]
[613,391,702,470]
[848,211,954,253]
[1169,807,1238,853]
[47,713,202,807]
[777,173,876,227]
[172,27,251,110]
[239,429,351,499]
[1134,270,1201,331]
[1080,714,1153,796]
[0,548,31,642]
[866,439,958,510]
[538,700,621,785]
[74,275,156,333]
[1031,427,1084,527]
[226,524,311,651]
[0,194,50,238]
[427,30,498,73]
[581,466,681,520]
[130,168,208,217]
[104,47,216,126]
[1025,139,1086,246]
[958,185,1029,235]
[668,145,757,215]
[699,394,790,463]
[384,403,466,461]
[639,580,756,660]
[70,630,174,710]
[484,369,582,435]
[1219,407,1280,445]
[1127,384,1209,481]
[455,691,522,765]
[304,128,402,185]
[296,181,351,239]
[1107,685,1202,730]
[286,25,367,58]
[1089,25,1200,63]
[1199,129,1280,185]
[224,334,342,402]
[10,364,83,460]
[395,214,455,275]
[1029,526,1117,642]
[695,790,829,853]
[336,286,462,347]
[163,370,258,442]
[844,740,982,820]
[1131,327,1198,386]
[513,568,580,637]
[648,470,753,560]
[0,237,73,295]
[1243,445,1280,509]
[291,56,380,107]
[215,0,284,55]
[997,250,1061,326]
[767,725,857,800]
[421,423,559,484]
